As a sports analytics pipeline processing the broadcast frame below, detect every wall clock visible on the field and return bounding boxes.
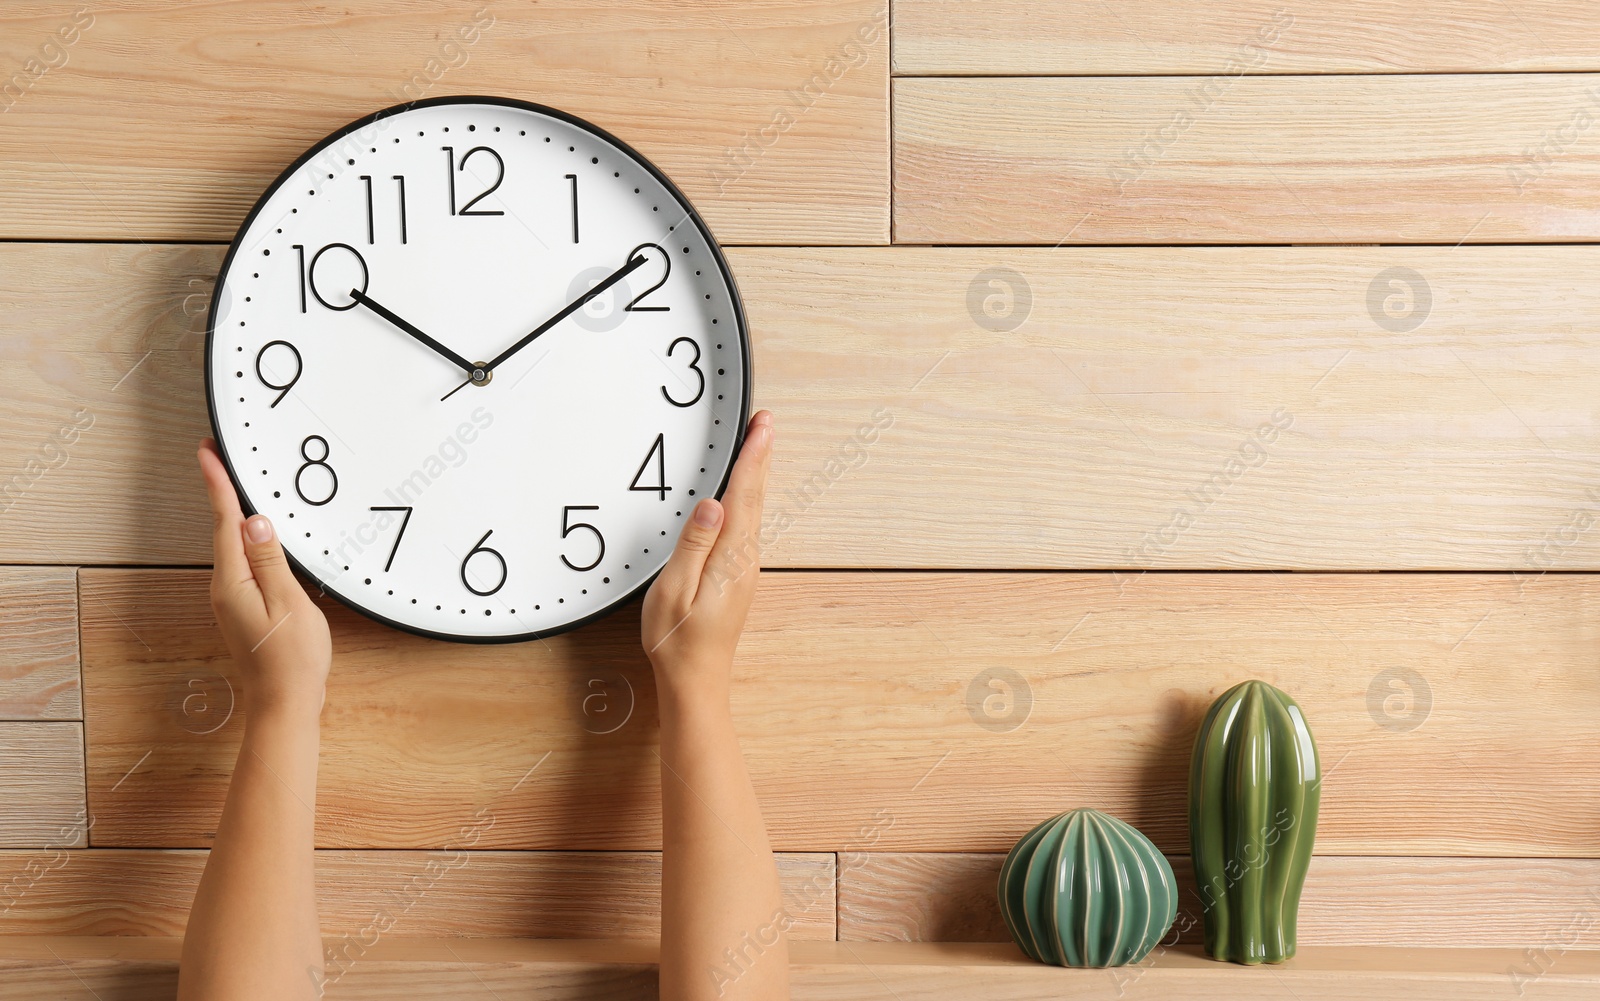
[206,96,751,643]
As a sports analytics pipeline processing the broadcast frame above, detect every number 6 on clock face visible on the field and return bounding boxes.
[204,97,751,642]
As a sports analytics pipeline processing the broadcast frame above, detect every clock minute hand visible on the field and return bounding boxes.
[483,252,650,373]
[349,289,479,377]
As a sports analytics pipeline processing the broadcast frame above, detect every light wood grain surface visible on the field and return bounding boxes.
[2,938,1597,1000]
[0,568,79,720]
[0,849,835,939]
[894,75,1600,244]
[836,853,1600,947]
[0,1,888,244]
[2,0,1597,970]
[9,244,1600,570]
[81,568,1600,856]
[893,1,1600,74]
[0,723,86,848]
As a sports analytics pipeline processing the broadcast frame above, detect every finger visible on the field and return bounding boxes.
[197,439,253,590]
[654,497,725,607]
[711,411,775,564]
[241,513,304,619]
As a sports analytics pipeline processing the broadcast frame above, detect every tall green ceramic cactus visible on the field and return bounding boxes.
[1188,680,1320,965]
[997,808,1177,968]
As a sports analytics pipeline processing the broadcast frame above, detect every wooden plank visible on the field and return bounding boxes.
[0,849,834,940]
[2,939,1598,1000]
[0,568,79,720]
[837,852,1004,942]
[0,723,85,848]
[836,853,1600,947]
[80,569,1600,855]
[893,1,1600,75]
[894,75,1600,244]
[11,243,1600,570]
[0,1,887,244]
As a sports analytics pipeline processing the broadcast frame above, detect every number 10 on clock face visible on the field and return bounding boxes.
[206,98,751,642]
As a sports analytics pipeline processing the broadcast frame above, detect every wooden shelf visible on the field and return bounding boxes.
[2,938,1596,999]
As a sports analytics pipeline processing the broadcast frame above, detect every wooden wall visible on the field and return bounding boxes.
[3,0,1600,992]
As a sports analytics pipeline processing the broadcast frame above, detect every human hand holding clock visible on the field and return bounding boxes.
[207,98,751,642]
[642,409,774,694]
[197,438,332,716]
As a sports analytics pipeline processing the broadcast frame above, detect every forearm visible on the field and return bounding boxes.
[658,678,789,1001]
[179,702,323,1001]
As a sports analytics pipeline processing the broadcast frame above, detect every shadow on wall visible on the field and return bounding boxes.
[1132,686,1211,858]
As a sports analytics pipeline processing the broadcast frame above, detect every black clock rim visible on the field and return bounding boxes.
[204,94,754,645]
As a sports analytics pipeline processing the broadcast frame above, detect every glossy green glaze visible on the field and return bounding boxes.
[1188,679,1321,965]
[997,808,1177,968]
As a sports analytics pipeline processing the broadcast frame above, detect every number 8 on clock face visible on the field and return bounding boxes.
[205,97,752,642]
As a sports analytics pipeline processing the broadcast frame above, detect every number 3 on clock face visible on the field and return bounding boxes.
[205,97,752,642]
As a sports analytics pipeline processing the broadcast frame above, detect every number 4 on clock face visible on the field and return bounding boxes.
[205,96,750,643]
[629,433,671,501]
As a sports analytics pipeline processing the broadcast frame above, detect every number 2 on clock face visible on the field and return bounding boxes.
[205,97,751,642]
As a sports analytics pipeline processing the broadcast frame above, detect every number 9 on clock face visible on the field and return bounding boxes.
[205,97,752,642]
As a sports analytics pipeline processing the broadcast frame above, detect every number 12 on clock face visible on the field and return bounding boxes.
[206,97,751,642]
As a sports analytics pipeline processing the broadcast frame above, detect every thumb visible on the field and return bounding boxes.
[241,514,303,615]
[656,498,724,603]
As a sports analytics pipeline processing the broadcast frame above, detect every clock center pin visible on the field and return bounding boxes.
[470,364,491,386]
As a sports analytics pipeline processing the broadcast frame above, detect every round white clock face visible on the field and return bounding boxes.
[206,97,751,642]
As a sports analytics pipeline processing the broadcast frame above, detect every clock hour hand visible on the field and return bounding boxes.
[349,289,481,379]
[482,252,650,373]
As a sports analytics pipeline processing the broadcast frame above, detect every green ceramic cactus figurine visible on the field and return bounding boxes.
[997,808,1177,968]
[1188,679,1321,965]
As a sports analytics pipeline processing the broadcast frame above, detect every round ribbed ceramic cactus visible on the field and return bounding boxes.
[1188,680,1321,965]
[997,808,1177,968]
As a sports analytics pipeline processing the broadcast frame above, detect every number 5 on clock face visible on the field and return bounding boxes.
[205,97,751,642]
